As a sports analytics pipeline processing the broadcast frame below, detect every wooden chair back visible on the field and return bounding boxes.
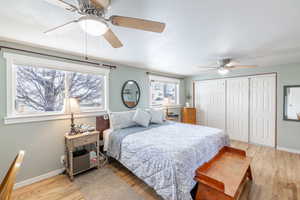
[0,151,25,200]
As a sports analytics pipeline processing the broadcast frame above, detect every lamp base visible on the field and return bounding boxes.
[69,113,77,135]
[69,128,77,135]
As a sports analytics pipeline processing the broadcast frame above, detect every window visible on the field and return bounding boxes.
[149,75,180,107]
[68,72,105,111]
[15,65,66,114]
[4,52,109,124]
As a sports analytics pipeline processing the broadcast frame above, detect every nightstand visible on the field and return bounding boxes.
[64,131,100,181]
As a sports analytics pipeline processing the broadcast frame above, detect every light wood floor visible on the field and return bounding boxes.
[12,141,300,200]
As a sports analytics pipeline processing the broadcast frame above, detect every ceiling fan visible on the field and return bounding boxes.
[44,0,166,48]
[200,58,257,75]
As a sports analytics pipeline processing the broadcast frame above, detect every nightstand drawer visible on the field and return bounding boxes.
[72,134,98,147]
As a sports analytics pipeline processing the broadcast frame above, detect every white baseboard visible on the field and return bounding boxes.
[277,146,300,154]
[14,168,65,189]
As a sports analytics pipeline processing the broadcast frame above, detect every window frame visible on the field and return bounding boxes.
[4,52,110,124]
[149,75,181,108]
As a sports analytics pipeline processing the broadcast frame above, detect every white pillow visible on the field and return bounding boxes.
[133,109,151,127]
[149,109,164,124]
[109,111,136,130]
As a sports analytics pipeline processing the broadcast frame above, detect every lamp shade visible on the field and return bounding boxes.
[163,97,171,106]
[64,98,80,114]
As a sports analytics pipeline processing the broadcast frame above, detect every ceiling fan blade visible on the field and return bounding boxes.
[103,29,123,48]
[44,0,78,11]
[110,16,166,33]
[227,65,257,69]
[44,20,78,34]
[90,0,110,9]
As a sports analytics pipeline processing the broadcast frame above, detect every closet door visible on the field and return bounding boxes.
[207,80,226,130]
[195,80,226,130]
[250,74,276,147]
[195,81,209,125]
[226,78,249,142]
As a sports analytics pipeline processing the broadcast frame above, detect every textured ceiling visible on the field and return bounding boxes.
[1,0,300,75]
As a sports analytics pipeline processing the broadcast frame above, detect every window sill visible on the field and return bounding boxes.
[150,104,183,109]
[4,110,107,125]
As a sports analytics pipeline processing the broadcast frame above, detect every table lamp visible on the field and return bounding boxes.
[64,98,80,135]
[163,97,171,116]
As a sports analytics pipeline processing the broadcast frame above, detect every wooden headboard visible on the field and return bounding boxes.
[96,115,110,139]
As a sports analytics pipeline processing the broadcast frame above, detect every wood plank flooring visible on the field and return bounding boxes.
[12,175,84,200]
[12,141,300,200]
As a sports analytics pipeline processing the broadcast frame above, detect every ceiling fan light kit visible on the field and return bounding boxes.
[218,67,229,75]
[199,58,257,75]
[43,0,166,48]
[78,16,108,36]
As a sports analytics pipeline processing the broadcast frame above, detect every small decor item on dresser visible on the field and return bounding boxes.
[186,102,190,107]
[64,98,81,135]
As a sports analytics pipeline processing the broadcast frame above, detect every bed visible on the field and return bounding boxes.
[98,113,229,200]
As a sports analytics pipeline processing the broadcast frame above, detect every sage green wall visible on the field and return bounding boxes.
[109,66,185,112]
[185,64,300,151]
[0,42,185,183]
[109,66,151,111]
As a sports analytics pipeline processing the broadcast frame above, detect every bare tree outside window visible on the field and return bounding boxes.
[15,65,65,113]
[68,72,104,109]
[14,65,105,114]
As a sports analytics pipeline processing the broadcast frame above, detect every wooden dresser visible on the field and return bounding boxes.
[181,107,196,124]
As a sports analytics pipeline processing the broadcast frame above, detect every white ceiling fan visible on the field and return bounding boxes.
[200,58,257,75]
[44,0,166,48]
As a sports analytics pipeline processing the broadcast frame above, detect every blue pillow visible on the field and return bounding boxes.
[133,109,151,127]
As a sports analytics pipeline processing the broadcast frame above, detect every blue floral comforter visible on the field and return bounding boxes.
[108,122,229,200]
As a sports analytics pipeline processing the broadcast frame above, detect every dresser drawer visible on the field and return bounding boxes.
[72,134,98,147]
[181,107,196,124]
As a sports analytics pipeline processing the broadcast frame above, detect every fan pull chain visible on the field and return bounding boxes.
[84,20,88,60]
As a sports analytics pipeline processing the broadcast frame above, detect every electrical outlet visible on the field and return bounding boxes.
[60,155,65,165]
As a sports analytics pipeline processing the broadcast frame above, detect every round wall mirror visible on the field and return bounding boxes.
[121,80,141,108]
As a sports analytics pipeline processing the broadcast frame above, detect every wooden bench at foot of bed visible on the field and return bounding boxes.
[194,146,252,200]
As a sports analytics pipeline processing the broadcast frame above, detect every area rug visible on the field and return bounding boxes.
[74,166,145,200]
